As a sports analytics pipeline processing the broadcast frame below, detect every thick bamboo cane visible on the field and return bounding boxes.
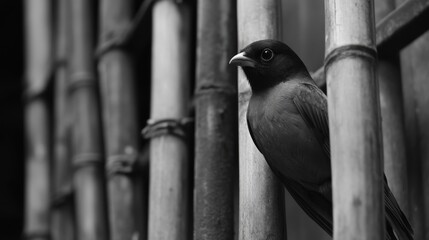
[194,0,237,240]
[51,0,75,239]
[23,0,52,239]
[69,0,108,239]
[236,1,286,239]
[147,1,191,240]
[395,0,429,237]
[325,0,384,239]
[399,33,429,240]
[98,0,140,239]
[375,0,409,216]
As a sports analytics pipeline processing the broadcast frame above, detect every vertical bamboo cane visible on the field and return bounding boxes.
[194,0,237,240]
[396,11,429,240]
[52,0,75,239]
[147,1,191,240]
[98,0,140,239]
[374,0,409,216]
[236,1,286,239]
[23,0,52,239]
[393,2,427,240]
[69,0,108,239]
[325,0,384,239]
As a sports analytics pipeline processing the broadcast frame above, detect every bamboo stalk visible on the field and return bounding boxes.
[398,37,429,240]
[395,0,429,236]
[98,0,140,239]
[147,1,191,240]
[23,0,52,239]
[325,0,384,239]
[69,0,108,239]
[52,0,75,239]
[236,1,286,239]
[375,0,409,217]
[194,0,237,239]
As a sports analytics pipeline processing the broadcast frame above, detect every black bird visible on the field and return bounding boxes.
[229,39,413,240]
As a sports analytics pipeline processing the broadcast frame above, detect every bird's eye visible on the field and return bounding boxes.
[261,48,274,62]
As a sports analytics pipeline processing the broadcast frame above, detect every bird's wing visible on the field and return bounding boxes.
[281,175,333,235]
[246,113,333,235]
[292,82,330,160]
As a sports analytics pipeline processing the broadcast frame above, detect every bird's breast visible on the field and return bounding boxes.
[247,91,330,186]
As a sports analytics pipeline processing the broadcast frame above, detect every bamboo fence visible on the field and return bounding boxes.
[194,0,238,240]
[19,0,429,239]
[98,0,141,239]
[23,0,52,239]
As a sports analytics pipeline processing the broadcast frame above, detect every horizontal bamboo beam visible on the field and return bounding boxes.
[98,0,140,239]
[147,1,191,240]
[194,0,237,239]
[325,0,384,239]
[23,0,52,239]
[315,0,429,87]
[69,0,108,239]
[236,1,286,239]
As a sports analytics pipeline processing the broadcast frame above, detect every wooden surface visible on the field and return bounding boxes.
[194,0,237,239]
[98,0,140,239]
[23,0,52,238]
[375,0,409,216]
[147,1,191,240]
[69,0,108,239]
[325,0,385,239]
[236,1,286,239]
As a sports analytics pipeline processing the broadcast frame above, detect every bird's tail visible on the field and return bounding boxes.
[384,177,414,240]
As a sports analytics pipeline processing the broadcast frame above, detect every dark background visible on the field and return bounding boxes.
[0,1,25,240]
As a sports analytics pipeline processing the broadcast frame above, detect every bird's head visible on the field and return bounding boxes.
[229,39,310,92]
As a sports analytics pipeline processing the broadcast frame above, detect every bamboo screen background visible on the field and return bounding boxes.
[1,0,429,239]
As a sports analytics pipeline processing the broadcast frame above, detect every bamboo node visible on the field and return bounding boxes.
[23,231,51,240]
[95,32,130,59]
[106,153,138,176]
[72,153,103,169]
[68,71,97,93]
[51,184,74,208]
[324,44,377,72]
[142,118,193,140]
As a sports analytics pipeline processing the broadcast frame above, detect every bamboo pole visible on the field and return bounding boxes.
[325,0,384,239]
[23,0,52,239]
[52,0,75,239]
[375,0,409,215]
[395,0,429,236]
[400,35,429,240]
[69,0,108,239]
[147,1,191,240]
[236,1,286,239]
[98,0,140,239]
[194,0,237,239]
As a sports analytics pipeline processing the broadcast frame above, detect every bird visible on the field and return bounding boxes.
[229,39,413,240]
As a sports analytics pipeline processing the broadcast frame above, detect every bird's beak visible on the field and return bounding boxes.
[229,52,257,68]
